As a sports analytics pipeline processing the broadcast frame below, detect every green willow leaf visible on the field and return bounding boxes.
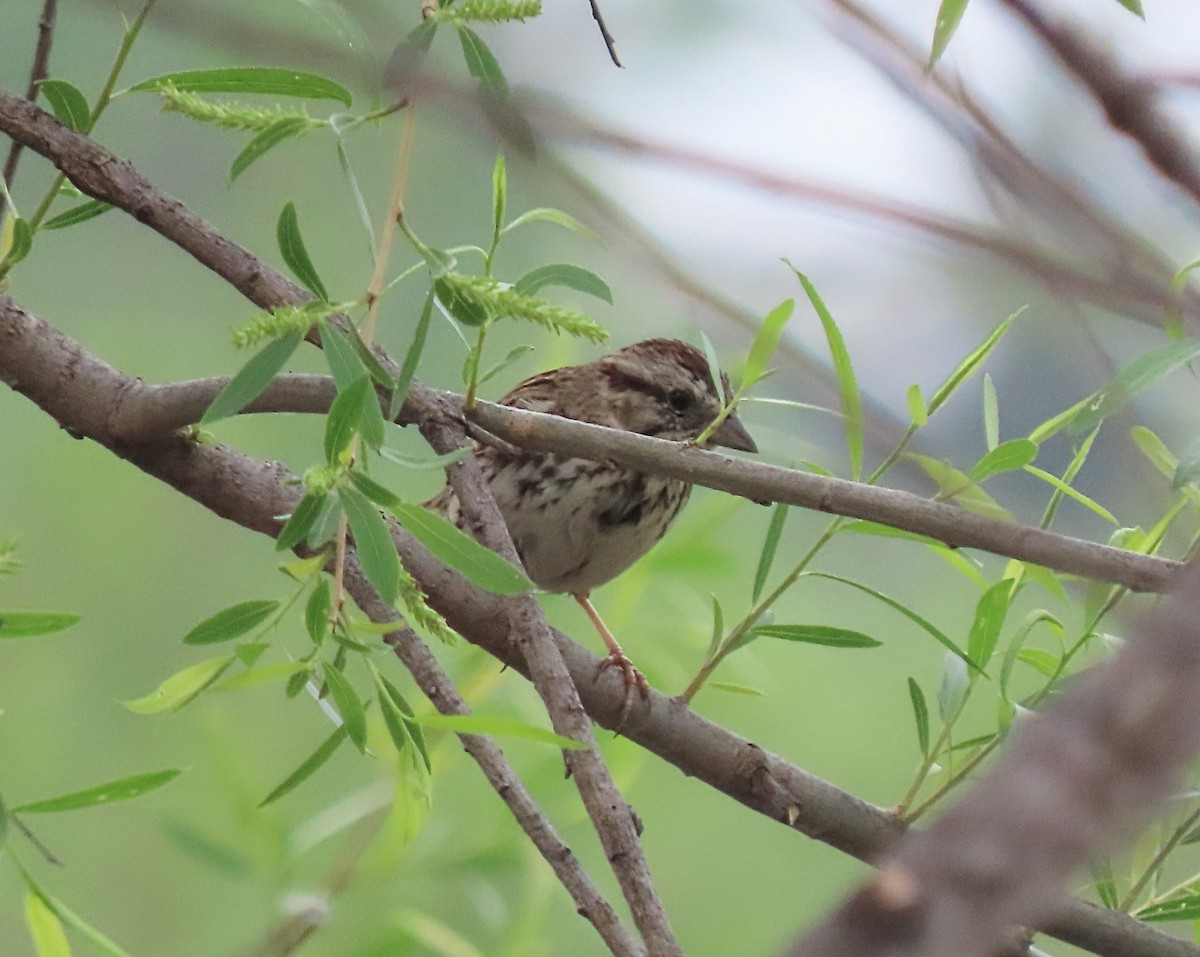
[1138,894,1200,922]
[391,501,532,595]
[502,206,597,239]
[794,270,862,479]
[213,660,311,691]
[929,0,971,67]
[321,663,368,752]
[743,298,795,388]
[14,769,182,814]
[750,625,881,648]
[458,27,509,98]
[752,504,788,603]
[966,579,1014,667]
[418,714,585,750]
[339,487,400,605]
[908,677,930,756]
[275,491,329,552]
[391,289,434,419]
[907,383,927,426]
[41,200,114,230]
[805,572,979,671]
[1,216,33,267]
[305,578,332,644]
[131,68,352,105]
[24,889,69,957]
[230,117,311,181]
[513,263,613,304]
[37,78,92,131]
[325,375,371,463]
[122,655,236,713]
[277,202,329,302]
[24,883,132,957]
[201,329,304,425]
[1070,337,1200,436]
[0,612,80,638]
[183,600,279,645]
[376,672,431,771]
[928,310,1021,416]
[969,438,1037,482]
[982,373,999,450]
[259,724,350,807]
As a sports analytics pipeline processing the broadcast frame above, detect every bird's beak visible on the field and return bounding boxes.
[710,413,757,454]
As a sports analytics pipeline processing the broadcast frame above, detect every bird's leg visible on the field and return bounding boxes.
[574,592,649,726]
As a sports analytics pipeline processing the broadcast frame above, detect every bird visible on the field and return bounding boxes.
[428,338,757,712]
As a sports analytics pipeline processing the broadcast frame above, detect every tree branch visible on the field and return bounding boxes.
[781,554,1200,957]
[999,0,1200,208]
[1,0,58,219]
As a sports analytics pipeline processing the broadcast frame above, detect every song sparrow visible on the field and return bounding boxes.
[429,338,757,706]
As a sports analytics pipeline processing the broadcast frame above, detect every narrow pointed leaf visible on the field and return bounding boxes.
[324,375,371,463]
[0,612,80,638]
[966,579,1014,667]
[928,310,1021,415]
[305,578,333,644]
[275,491,329,552]
[458,27,509,98]
[15,769,182,814]
[969,438,1037,482]
[752,504,788,602]
[391,289,435,419]
[513,263,613,303]
[750,625,881,648]
[42,200,114,230]
[805,572,979,671]
[201,329,304,424]
[122,655,235,713]
[213,660,311,691]
[24,885,131,957]
[259,724,350,806]
[1069,337,1200,436]
[230,117,311,181]
[321,663,368,751]
[37,78,91,132]
[1024,466,1118,524]
[25,890,70,957]
[1138,894,1200,922]
[131,68,352,105]
[929,0,971,67]
[491,153,507,238]
[908,677,930,756]
[743,298,795,387]
[392,502,532,595]
[183,600,279,645]
[983,373,999,450]
[277,202,329,302]
[795,270,862,478]
[418,714,585,749]
[376,672,431,772]
[339,487,400,605]
[502,206,597,239]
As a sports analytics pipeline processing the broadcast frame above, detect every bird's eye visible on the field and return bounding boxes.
[667,389,693,414]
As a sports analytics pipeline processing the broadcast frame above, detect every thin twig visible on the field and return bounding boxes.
[587,0,622,67]
[1,0,59,219]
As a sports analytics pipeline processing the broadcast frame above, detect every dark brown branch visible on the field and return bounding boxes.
[781,555,1200,957]
[587,0,622,67]
[1,0,59,219]
[3,294,1195,957]
[344,566,644,957]
[999,0,1200,208]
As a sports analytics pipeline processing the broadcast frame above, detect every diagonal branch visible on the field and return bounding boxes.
[998,0,1200,209]
[780,554,1200,957]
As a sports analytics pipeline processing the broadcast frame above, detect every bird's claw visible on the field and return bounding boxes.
[596,650,649,730]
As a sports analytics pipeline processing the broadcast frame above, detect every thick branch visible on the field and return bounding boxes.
[782,555,1200,957]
